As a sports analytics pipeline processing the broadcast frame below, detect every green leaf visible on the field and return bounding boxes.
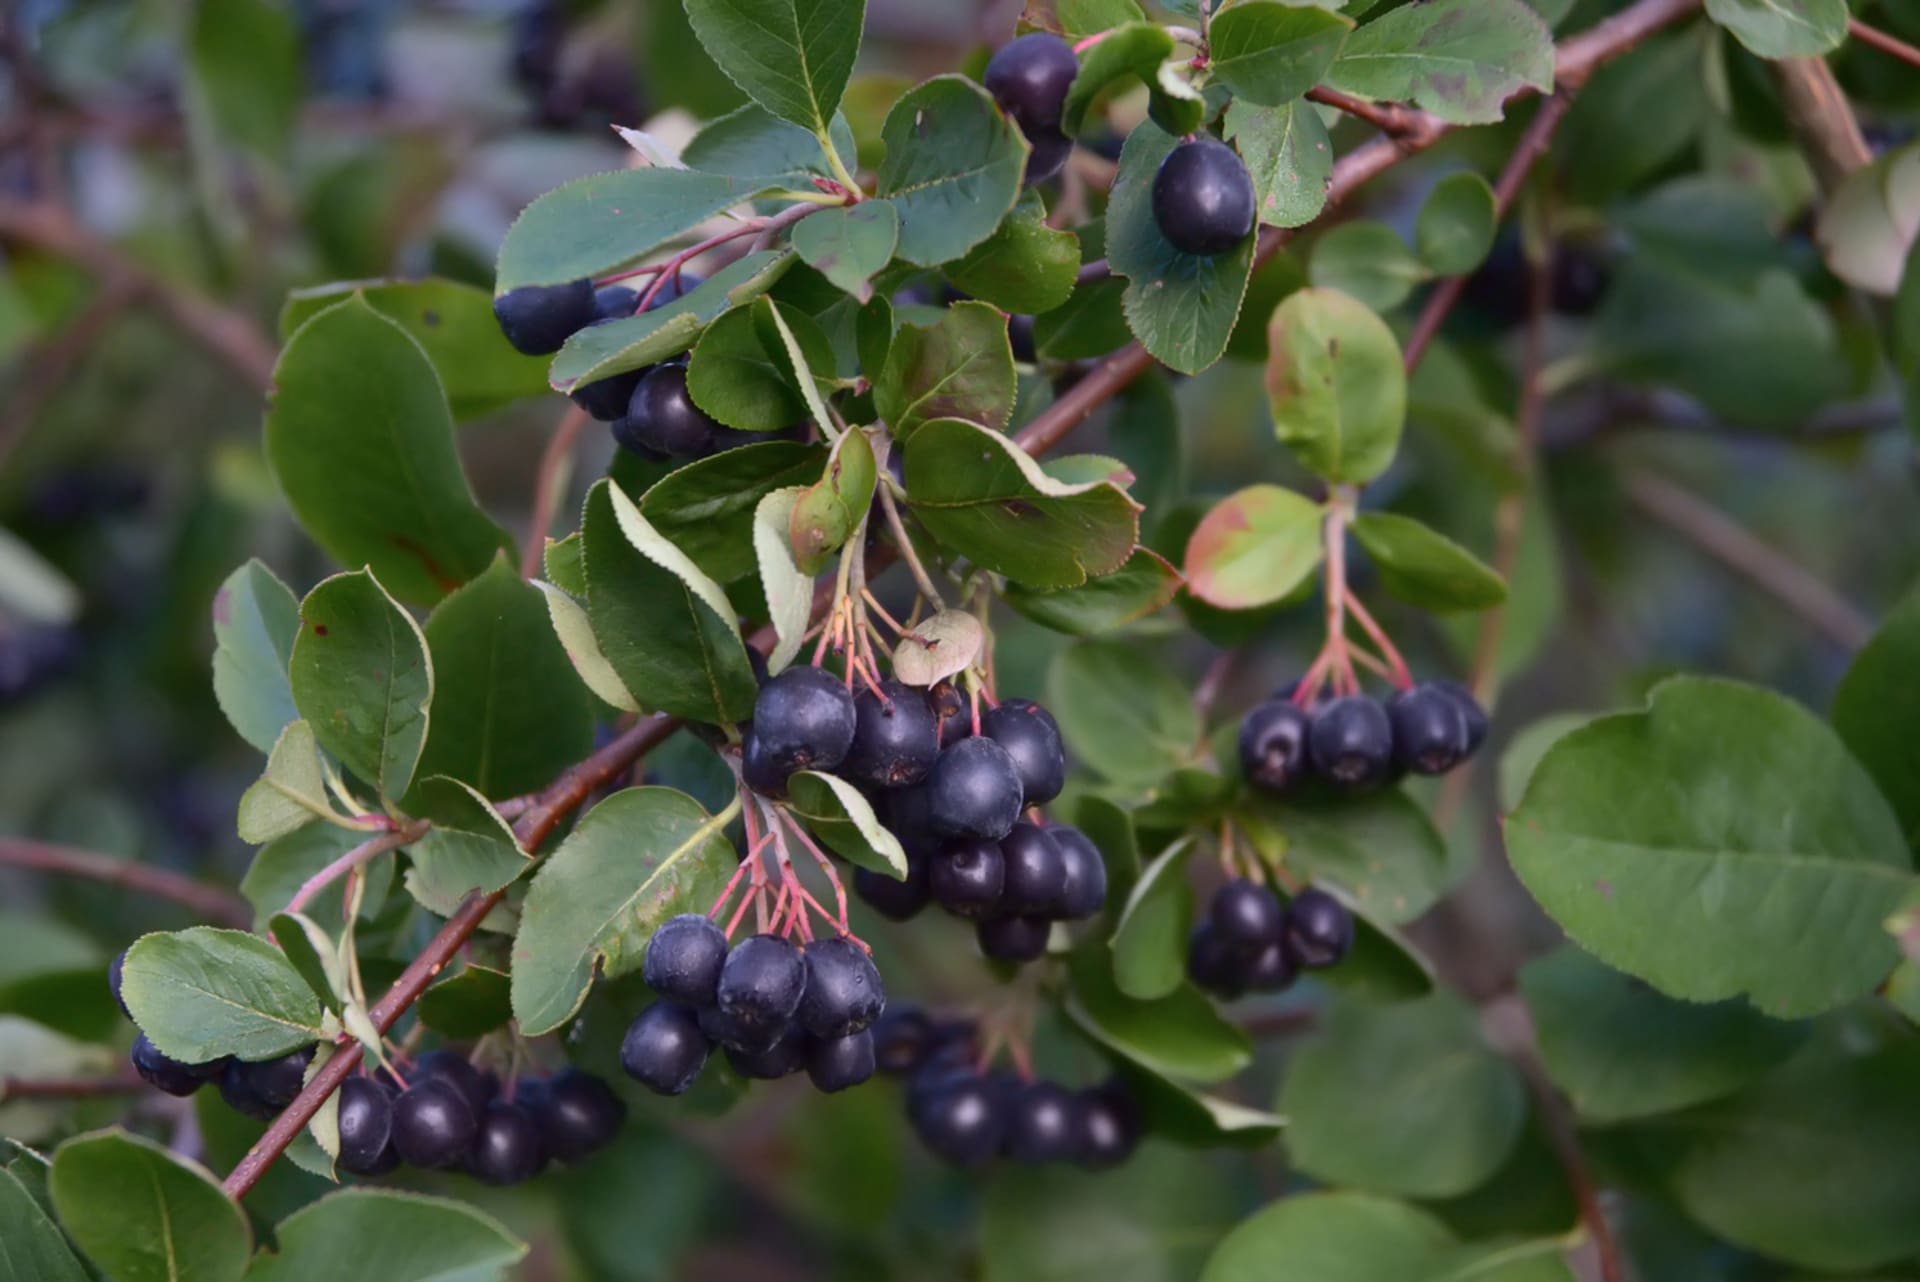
[237,721,341,845]
[1208,2,1353,106]
[1002,546,1183,636]
[1506,677,1913,1018]
[550,251,795,391]
[1641,1040,1920,1272]
[792,201,899,302]
[494,168,773,292]
[1116,1065,1287,1149]
[1704,0,1848,58]
[682,103,857,185]
[1109,838,1196,1000]
[240,825,394,929]
[945,191,1082,315]
[1243,788,1450,926]
[1416,172,1499,276]
[1519,946,1805,1124]
[187,0,300,156]
[1351,511,1507,612]
[1061,23,1176,137]
[875,299,1018,442]
[1107,122,1257,374]
[1203,1192,1467,1282]
[417,965,513,1039]
[1182,484,1325,610]
[890,609,985,688]
[876,77,1029,267]
[904,418,1139,588]
[1324,0,1554,126]
[753,487,815,673]
[402,778,533,921]
[0,1164,87,1282]
[409,555,592,801]
[268,912,345,1015]
[1266,287,1406,485]
[265,298,513,605]
[512,788,738,1034]
[785,771,909,878]
[1310,220,1432,311]
[212,560,302,756]
[247,1188,526,1282]
[121,927,323,1063]
[639,440,828,581]
[1812,145,1920,297]
[1034,275,1134,360]
[534,582,640,714]
[1224,99,1334,231]
[0,1019,116,1145]
[288,569,433,802]
[790,427,878,574]
[277,279,550,419]
[681,0,864,138]
[580,479,758,726]
[1048,641,1201,785]
[1895,238,1920,437]
[50,1131,251,1282]
[1067,951,1252,1085]
[1834,583,1920,849]
[1280,994,1524,1198]
[1056,0,1145,35]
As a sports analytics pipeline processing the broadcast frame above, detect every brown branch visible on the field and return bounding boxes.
[1768,56,1871,191]
[523,406,592,578]
[1620,470,1874,651]
[1305,86,1433,137]
[1850,18,1920,70]
[2,1073,147,1100]
[0,838,252,928]
[0,201,277,389]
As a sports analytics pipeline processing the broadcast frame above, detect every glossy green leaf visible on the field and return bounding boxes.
[1266,287,1406,485]
[1002,546,1183,636]
[1704,0,1848,58]
[1351,511,1507,612]
[682,0,864,138]
[753,486,814,673]
[877,77,1030,267]
[1107,122,1256,374]
[639,440,828,582]
[121,927,323,1063]
[512,788,738,1035]
[211,559,302,756]
[550,251,795,390]
[945,191,1081,315]
[402,778,533,921]
[1067,951,1252,1085]
[1834,582,1920,848]
[875,300,1017,441]
[903,418,1138,588]
[1183,484,1324,610]
[410,555,592,802]
[1048,641,1201,786]
[1056,0,1145,37]
[785,771,909,878]
[1115,1065,1286,1150]
[277,279,550,419]
[1109,838,1195,1000]
[1281,994,1524,1197]
[1202,1192,1451,1282]
[0,1163,87,1282]
[248,1188,526,1282]
[288,569,433,802]
[268,912,344,1015]
[580,479,758,726]
[792,201,899,302]
[1520,946,1805,1123]
[1033,275,1134,360]
[50,1131,251,1282]
[1507,678,1913,1018]
[1225,99,1333,231]
[1208,2,1352,106]
[534,581,640,714]
[683,299,830,434]
[1310,220,1431,311]
[682,103,857,185]
[1061,23,1176,137]
[417,965,513,1039]
[1416,172,1499,276]
[265,298,513,605]
[1324,0,1554,125]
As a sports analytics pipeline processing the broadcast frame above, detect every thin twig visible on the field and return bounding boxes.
[1305,86,1433,137]
[1620,470,1874,651]
[1,1073,147,1100]
[283,825,421,917]
[1768,55,1872,191]
[0,838,252,927]
[523,406,592,577]
[1850,18,1920,70]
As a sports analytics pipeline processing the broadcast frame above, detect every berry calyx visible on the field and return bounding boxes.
[751,666,859,782]
[1307,694,1395,790]
[466,1101,548,1186]
[391,1076,479,1169]
[715,934,807,1042]
[929,839,1006,918]
[980,699,1066,805]
[1209,879,1283,952]
[621,1002,712,1096]
[842,679,940,790]
[1151,138,1256,256]
[493,278,596,355]
[1284,888,1355,969]
[927,736,1026,841]
[336,1075,397,1177]
[982,33,1078,138]
[643,913,730,1009]
[806,1029,877,1093]
[798,936,886,1038]
[1239,698,1312,794]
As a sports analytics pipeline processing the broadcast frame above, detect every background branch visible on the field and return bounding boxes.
[0,837,253,927]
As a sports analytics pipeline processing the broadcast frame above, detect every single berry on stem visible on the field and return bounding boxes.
[643,913,730,1008]
[871,1007,935,1076]
[910,1073,1006,1167]
[724,1020,808,1079]
[1284,888,1355,969]
[391,1076,479,1169]
[1006,1080,1083,1165]
[1209,879,1283,952]
[752,666,859,780]
[621,1002,712,1096]
[1387,684,1471,775]
[1432,679,1490,754]
[806,1029,877,1093]
[1307,695,1395,790]
[998,821,1069,916]
[415,1047,495,1117]
[131,1034,205,1097]
[980,699,1066,805]
[927,736,1026,841]
[617,362,720,459]
[930,839,1006,919]
[982,32,1079,137]
[715,934,807,1042]
[1076,1081,1142,1170]
[977,913,1051,962]
[1187,924,1247,999]
[533,1070,626,1163]
[466,1101,548,1186]
[1151,138,1255,256]
[336,1075,397,1177]
[842,679,940,790]
[855,853,931,921]
[1239,699,1313,794]
[798,936,886,1038]
[1049,824,1109,920]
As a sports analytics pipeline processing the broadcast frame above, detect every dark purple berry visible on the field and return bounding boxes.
[535,1070,626,1163]
[1239,699,1312,794]
[621,1002,711,1096]
[910,1073,1006,1167]
[1284,889,1355,969]
[1387,684,1471,776]
[1187,924,1246,999]
[1050,824,1109,920]
[751,666,858,780]
[1307,695,1394,790]
[741,723,790,799]
[571,366,646,421]
[977,913,1050,962]
[928,737,1025,841]
[980,699,1066,806]
[1076,1082,1141,1169]
[618,362,719,459]
[337,1075,397,1176]
[1006,1080,1082,1164]
[930,840,1006,919]
[467,1101,547,1185]
[415,1048,494,1118]
[1245,939,1297,992]
[724,1019,808,1079]
[1024,129,1073,186]
[131,1035,204,1097]
[881,783,944,860]
[872,1007,935,1076]
[493,278,596,355]
[715,934,807,1043]
[1151,138,1255,256]
[999,821,1068,916]
[854,853,931,921]
[392,1076,478,1169]
[1210,879,1283,952]
[842,680,940,789]
[807,1029,876,1092]
[983,33,1079,135]
[798,936,886,1038]
[1432,679,1489,754]
[643,913,730,1008]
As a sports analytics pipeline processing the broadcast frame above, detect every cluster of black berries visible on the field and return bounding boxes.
[1188,883,1353,999]
[115,952,623,1183]
[732,666,1103,962]
[494,273,772,461]
[622,915,885,1096]
[1238,680,1488,796]
[872,1009,1141,1170]
[982,33,1078,186]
